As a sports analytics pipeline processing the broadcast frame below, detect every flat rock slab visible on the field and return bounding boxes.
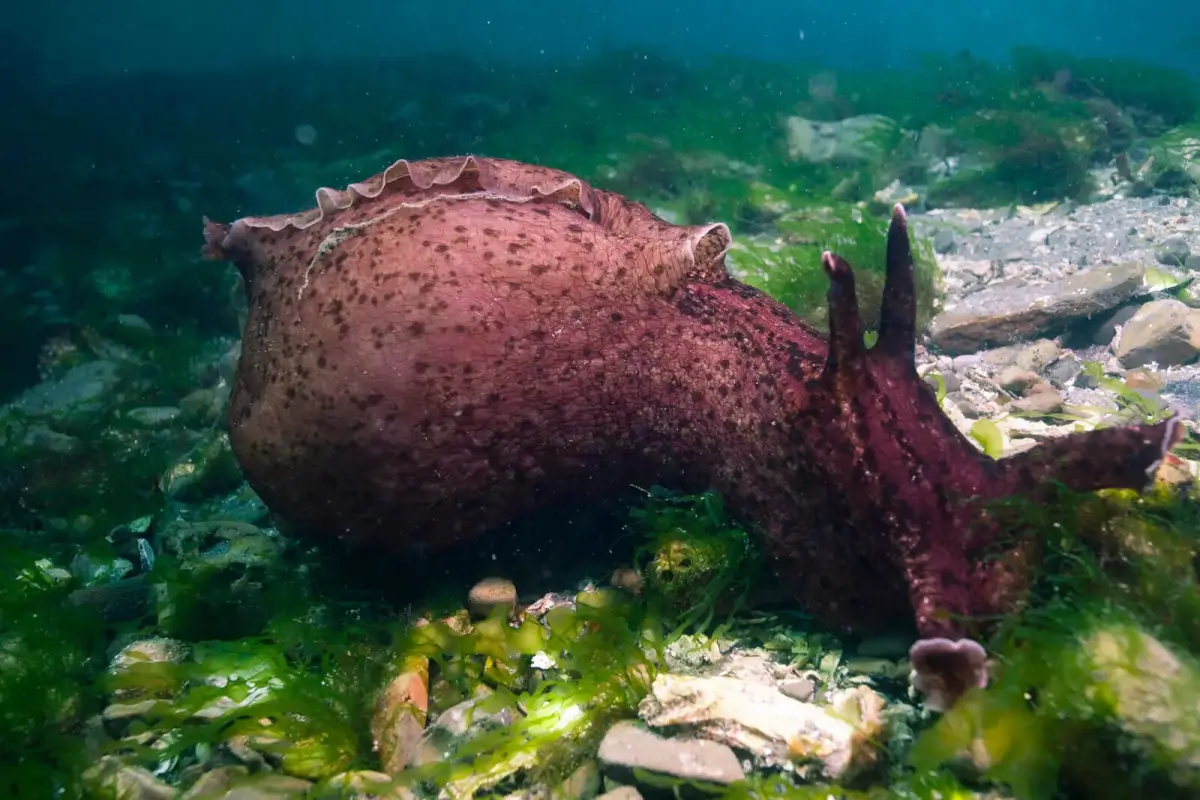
[597,720,745,786]
[929,261,1145,354]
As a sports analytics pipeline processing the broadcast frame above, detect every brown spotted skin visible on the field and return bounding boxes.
[203,155,1182,642]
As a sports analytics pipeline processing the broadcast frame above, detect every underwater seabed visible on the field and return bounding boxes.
[2,43,1200,800]
[4,479,1200,799]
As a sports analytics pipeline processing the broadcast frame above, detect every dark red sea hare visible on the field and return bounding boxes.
[203,155,1182,709]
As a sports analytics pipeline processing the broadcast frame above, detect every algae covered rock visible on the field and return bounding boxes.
[1081,624,1200,789]
[83,755,175,800]
[785,115,900,165]
[159,429,243,502]
[371,653,429,774]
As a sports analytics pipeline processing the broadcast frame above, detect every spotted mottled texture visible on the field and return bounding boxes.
[203,155,1182,700]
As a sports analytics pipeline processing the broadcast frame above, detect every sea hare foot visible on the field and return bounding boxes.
[202,155,1184,710]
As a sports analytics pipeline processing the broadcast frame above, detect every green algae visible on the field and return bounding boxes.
[926,108,1097,206]
[908,484,1200,798]
[631,488,759,634]
[0,544,107,799]
[11,473,1200,798]
[110,595,405,784]
[1010,46,1199,126]
[399,597,660,797]
[729,203,941,333]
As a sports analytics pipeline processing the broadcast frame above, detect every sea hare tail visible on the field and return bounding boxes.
[821,250,866,371]
[876,204,918,361]
[999,413,1185,497]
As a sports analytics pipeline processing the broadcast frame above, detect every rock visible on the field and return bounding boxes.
[780,677,817,702]
[1157,235,1191,267]
[663,633,722,673]
[855,632,915,659]
[71,550,134,585]
[180,387,227,425]
[932,228,958,255]
[102,698,162,724]
[869,180,920,215]
[181,766,251,799]
[116,313,154,335]
[1116,299,1200,368]
[158,520,281,573]
[83,756,174,800]
[467,577,518,619]
[997,367,1042,395]
[597,720,745,786]
[552,759,602,800]
[154,521,283,638]
[784,114,897,165]
[310,770,415,799]
[13,424,82,455]
[1015,340,1061,372]
[1087,303,1142,347]
[637,673,886,781]
[159,429,243,501]
[218,774,313,799]
[929,262,1145,354]
[412,692,518,768]
[431,694,514,738]
[126,406,183,427]
[1081,625,1200,790]
[1124,369,1164,393]
[1045,356,1083,388]
[596,788,643,800]
[7,360,122,430]
[371,654,429,774]
[610,566,644,595]
[1009,384,1065,416]
[1155,453,1196,490]
[66,574,153,625]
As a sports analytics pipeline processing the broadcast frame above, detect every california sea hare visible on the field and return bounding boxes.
[203,155,1182,709]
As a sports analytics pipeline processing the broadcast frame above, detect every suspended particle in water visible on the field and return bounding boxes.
[294,123,318,146]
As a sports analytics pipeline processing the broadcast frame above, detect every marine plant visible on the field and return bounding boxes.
[729,203,941,332]
[0,543,107,799]
[927,109,1095,206]
[908,484,1200,797]
[1010,46,1199,127]
[631,487,758,632]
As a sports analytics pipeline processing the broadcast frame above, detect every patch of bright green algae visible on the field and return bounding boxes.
[908,486,1200,798]
[728,203,942,333]
[0,543,106,798]
[8,466,1200,798]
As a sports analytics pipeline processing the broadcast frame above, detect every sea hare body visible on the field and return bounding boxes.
[203,155,1181,709]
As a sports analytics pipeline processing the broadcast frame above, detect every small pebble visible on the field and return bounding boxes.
[467,577,518,619]
[779,677,816,702]
[1157,235,1191,267]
